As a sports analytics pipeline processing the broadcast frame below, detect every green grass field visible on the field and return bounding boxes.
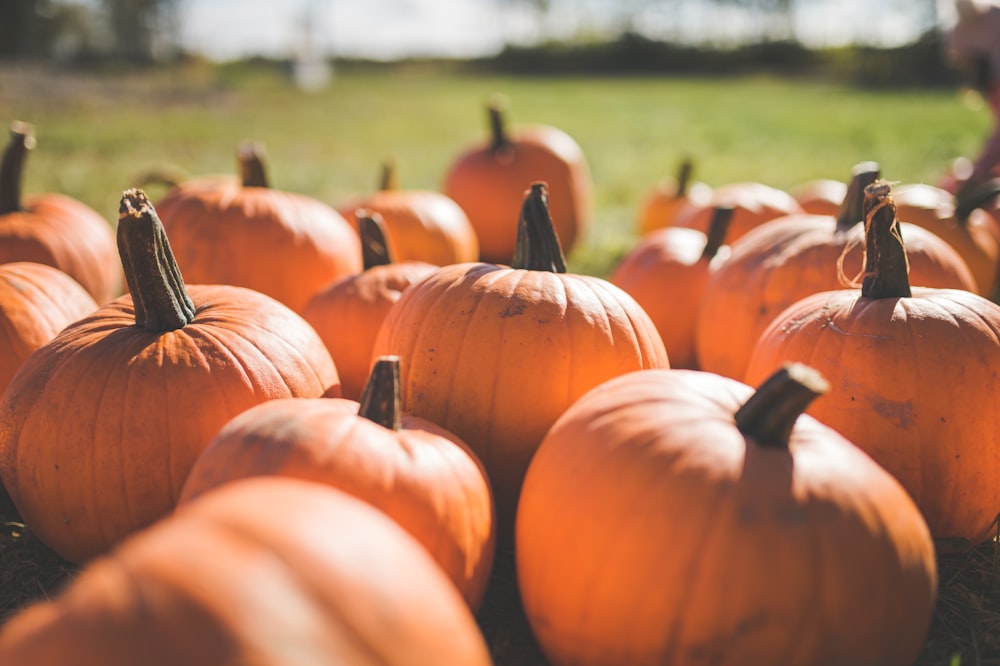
[1,61,998,665]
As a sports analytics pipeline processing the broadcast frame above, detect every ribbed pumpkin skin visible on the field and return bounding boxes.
[444,126,592,264]
[178,395,496,610]
[745,287,1000,545]
[0,262,97,393]
[695,215,978,379]
[0,478,493,666]
[517,369,937,666]
[156,185,362,313]
[673,181,804,244]
[0,284,339,563]
[302,261,436,400]
[372,262,669,539]
[790,178,847,216]
[0,193,121,304]
[339,189,480,266]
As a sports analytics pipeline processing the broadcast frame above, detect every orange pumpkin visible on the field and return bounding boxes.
[0,122,121,304]
[0,262,97,394]
[746,181,1000,546]
[372,183,668,542]
[636,156,712,235]
[611,205,733,369]
[789,176,848,216]
[672,180,804,244]
[338,160,479,265]
[155,142,361,313]
[0,190,339,563]
[696,163,977,380]
[443,96,592,263]
[178,356,495,610]
[516,364,936,666]
[0,477,493,666]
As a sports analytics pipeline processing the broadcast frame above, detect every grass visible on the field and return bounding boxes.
[0,61,998,663]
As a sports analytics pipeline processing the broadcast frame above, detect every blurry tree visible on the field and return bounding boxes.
[0,0,53,58]
[101,0,181,62]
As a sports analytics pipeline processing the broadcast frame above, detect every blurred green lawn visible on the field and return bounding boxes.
[0,61,989,277]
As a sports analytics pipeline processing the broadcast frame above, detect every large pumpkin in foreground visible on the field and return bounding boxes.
[0,477,492,666]
[516,364,936,666]
[0,190,339,563]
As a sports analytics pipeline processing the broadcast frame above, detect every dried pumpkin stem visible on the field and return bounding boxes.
[734,363,829,448]
[238,142,270,188]
[954,177,1000,222]
[117,188,196,332]
[357,210,394,270]
[674,157,693,198]
[835,161,880,232]
[861,180,911,299]
[358,356,402,431]
[511,182,567,273]
[0,121,35,215]
[701,205,734,261]
[378,159,398,191]
[488,96,512,154]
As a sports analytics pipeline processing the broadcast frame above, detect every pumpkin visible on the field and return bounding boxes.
[302,212,436,399]
[611,205,733,369]
[178,356,496,610]
[338,160,479,265]
[372,182,668,542]
[636,156,712,235]
[0,477,492,666]
[516,363,937,666]
[0,121,121,304]
[155,142,361,313]
[746,180,1000,546]
[0,261,97,394]
[789,176,848,216]
[672,180,804,244]
[443,95,593,263]
[695,163,977,380]
[0,189,339,563]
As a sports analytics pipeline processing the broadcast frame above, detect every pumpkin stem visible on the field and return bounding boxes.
[117,189,196,332]
[701,205,734,261]
[379,159,398,192]
[834,161,880,232]
[0,121,35,215]
[861,180,912,299]
[488,95,512,155]
[357,209,394,270]
[954,177,1000,222]
[238,142,270,188]
[734,363,829,448]
[511,182,567,273]
[674,157,694,198]
[358,356,402,431]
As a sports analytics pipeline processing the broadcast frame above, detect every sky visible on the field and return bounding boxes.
[176,0,952,62]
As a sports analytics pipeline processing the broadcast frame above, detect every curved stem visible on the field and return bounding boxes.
[378,159,398,192]
[117,189,196,332]
[701,205,734,261]
[861,180,912,299]
[511,182,567,272]
[0,121,35,215]
[488,95,512,155]
[734,363,829,448]
[954,177,1000,222]
[358,356,402,431]
[835,161,880,232]
[356,209,394,270]
[238,142,270,188]
[674,157,693,198]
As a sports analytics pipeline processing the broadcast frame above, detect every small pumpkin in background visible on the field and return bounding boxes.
[0,261,98,394]
[635,156,712,235]
[373,182,667,543]
[443,95,593,263]
[0,121,121,304]
[338,160,479,266]
[0,190,339,564]
[302,212,436,400]
[611,205,733,369]
[672,179,804,244]
[789,176,848,216]
[155,141,361,313]
[516,364,936,666]
[0,477,493,666]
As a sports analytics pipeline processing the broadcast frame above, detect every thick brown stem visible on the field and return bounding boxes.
[356,209,394,270]
[734,363,829,448]
[954,177,1000,222]
[238,142,270,188]
[358,356,402,431]
[861,180,912,299]
[379,159,398,191]
[701,205,734,261]
[0,121,35,215]
[117,189,196,332]
[488,95,512,155]
[674,157,694,198]
[511,182,567,272]
[835,161,880,232]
